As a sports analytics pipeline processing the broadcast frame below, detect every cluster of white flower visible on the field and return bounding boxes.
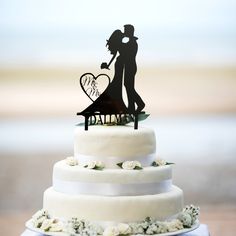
[107,206,199,236]
[166,219,184,232]
[102,217,186,236]
[31,209,49,228]
[40,219,64,232]
[103,223,131,236]
[178,205,200,227]
[66,156,78,166]
[118,161,142,170]
[103,226,119,236]
[30,205,200,235]
[129,221,145,234]
[129,217,183,235]
[67,218,103,235]
[84,161,105,170]
[31,209,63,232]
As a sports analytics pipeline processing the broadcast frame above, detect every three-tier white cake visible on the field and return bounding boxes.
[28,125,199,235]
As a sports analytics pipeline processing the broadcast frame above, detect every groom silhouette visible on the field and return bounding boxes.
[122,24,145,113]
[100,24,145,113]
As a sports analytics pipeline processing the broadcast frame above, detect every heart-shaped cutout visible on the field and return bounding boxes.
[80,73,111,102]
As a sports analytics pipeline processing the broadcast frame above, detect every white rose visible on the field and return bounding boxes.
[166,219,183,232]
[40,219,55,231]
[133,161,142,168]
[86,161,97,169]
[32,209,50,228]
[155,159,167,166]
[66,156,78,166]
[117,223,131,234]
[177,212,192,227]
[183,205,200,223]
[146,224,158,234]
[49,221,64,232]
[156,222,168,234]
[103,226,120,236]
[172,219,183,230]
[96,161,105,168]
[122,161,136,170]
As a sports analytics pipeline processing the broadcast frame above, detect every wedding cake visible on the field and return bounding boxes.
[26,24,199,235]
[27,124,200,235]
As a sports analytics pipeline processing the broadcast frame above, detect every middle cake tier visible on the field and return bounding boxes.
[53,160,172,196]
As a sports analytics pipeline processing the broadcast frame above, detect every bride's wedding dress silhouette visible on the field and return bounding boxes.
[82,29,128,114]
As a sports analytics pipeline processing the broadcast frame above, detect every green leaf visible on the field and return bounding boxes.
[94,166,104,171]
[166,162,175,165]
[117,162,123,168]
[76,122,85,126]
[152,162,174,167]
[84,165,88,168]
[138,113,150,122]
[134,166,143,170]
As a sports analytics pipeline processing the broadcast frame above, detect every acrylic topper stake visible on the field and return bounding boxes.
[77,24,146,130]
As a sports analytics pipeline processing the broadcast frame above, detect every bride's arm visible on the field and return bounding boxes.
[101,52,117,70]
[107,52,117,68]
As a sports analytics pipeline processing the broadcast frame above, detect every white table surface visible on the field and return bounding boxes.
[21,224,209,236]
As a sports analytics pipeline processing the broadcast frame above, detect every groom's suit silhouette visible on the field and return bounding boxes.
[122,24,145,113]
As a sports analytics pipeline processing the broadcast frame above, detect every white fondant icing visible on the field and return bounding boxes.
[53,160,172,184]
[74,126,156,163]
[43,186,183,222]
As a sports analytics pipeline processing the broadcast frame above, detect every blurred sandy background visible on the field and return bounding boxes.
[0,0,236,235]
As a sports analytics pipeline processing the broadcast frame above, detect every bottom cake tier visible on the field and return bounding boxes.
[43,185,183,223]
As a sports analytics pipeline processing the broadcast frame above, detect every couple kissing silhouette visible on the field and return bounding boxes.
[83,24,145,115]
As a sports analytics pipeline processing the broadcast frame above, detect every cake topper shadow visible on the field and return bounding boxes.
[77,24,147,130]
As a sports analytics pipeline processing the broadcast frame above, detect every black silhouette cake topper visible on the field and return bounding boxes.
[77,24,148,130]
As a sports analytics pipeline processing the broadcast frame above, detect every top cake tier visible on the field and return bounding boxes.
[74,125,156,168]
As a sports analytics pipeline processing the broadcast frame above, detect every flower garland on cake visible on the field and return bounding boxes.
[65,156,174,171]
[30,205,200,235]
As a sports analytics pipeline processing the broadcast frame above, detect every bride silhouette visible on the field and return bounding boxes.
[81,25,145,116]
[81,29,128,114]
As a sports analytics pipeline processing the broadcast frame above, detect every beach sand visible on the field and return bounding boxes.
[0,66,236,117]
